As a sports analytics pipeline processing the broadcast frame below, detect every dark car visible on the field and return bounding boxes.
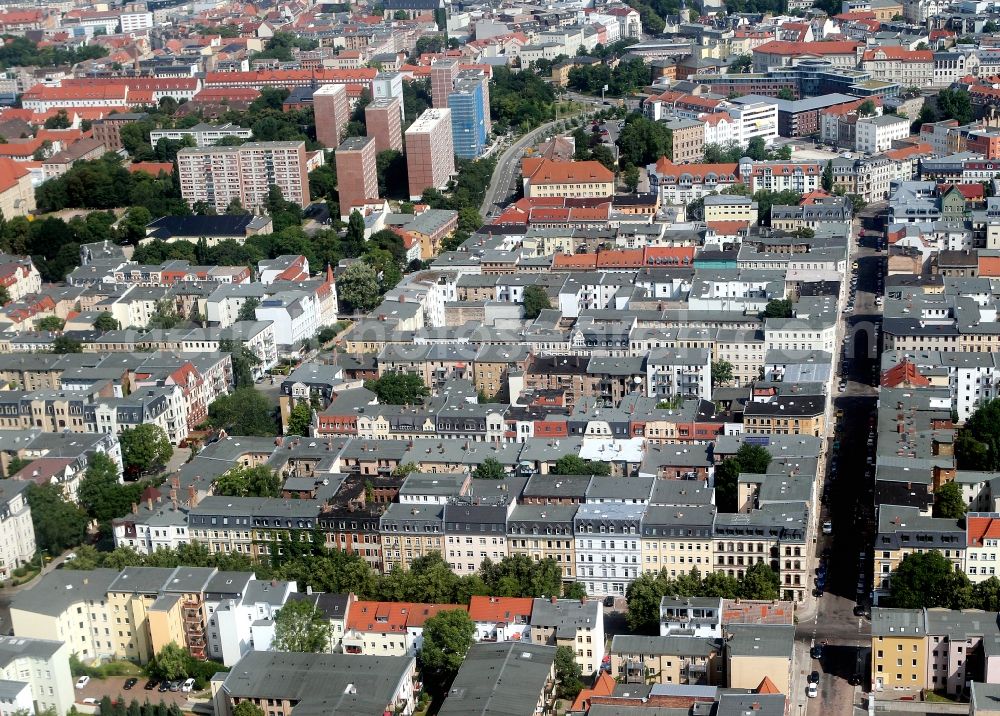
[144,680,158,691]
[854,605,871,618]
[158,681,169,692]
[849,674,863,686]
[123,678,138,691]
[808,671,820,684]
[810,645,824,659]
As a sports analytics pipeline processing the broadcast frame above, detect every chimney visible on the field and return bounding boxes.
[188,485,197,508]
[146,496,153,512]
[169,489,177,510]
[171,476,180,490]
[132,502,138,515]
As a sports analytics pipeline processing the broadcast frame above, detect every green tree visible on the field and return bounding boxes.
[890,550,970,609]
[287,402,312,436]
[35,316,64,331]
[117,206,152,244]
[364,372,429,405]
[77,453,138,524]
[232,703,264,716]
[776,87,794,100]
[553,455,611,476]
[974,577,1000,611]
[857,100,876,117]
[623,165,640,192]
[237,297,260,322]
[728,54,752,74]
[337,262,380,313]
[563,582,587,599]
[617,115,673,167]
[739,562,780,600]
[936,88,974,125]
[119,424,172,477]
[214,465,281,498]
[51,336,82,354]
[711,360,734,386]
[986,20,999,33]
[273,599,331,653]
[762,298,793,318]
[625,572,663,633]
[555,645,584,698]
[344,211,366,257]
[147,299,180,329]
[0,286,9,307]
[208,388,280,436]
[523,285,551,319]
[219,339,260,389]
[93,313,120,332]
[472,457,506,480]
[714,443,772,513]
[26,483,88,552]
[152,642,188,681]
[933,481,967,519]
[419,609,475,692]
[957,399,1000,470]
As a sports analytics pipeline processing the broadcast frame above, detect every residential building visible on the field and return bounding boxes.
[530,596,605,676]
[871,608,928,693]
[437,642,555,716]
[856,115,910,154]
[0,480,34,581]
[405,110,455,201]
[507,503,578,581]
[574,503,644,597]
[0,636,73,716]
[314,84,350,150]
[609,634,722,686]
[0,159,34,219]
[449,74,489,159]
[149,123,253,148]
[664,118,705,164]
[365,98,403,153]
[213,651,417,716]
[177,142,310,213]
[335,136,379,220]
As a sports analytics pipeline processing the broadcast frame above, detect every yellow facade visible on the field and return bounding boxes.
[872,634,927,691]
[641,537,714,578]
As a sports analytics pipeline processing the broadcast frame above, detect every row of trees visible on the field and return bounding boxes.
[889,551,1000,611]
[626,565,782,633]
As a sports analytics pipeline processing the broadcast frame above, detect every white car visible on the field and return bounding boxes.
[822,521,833,535]
[808,683,818,698]
[181,678,196,693]
[75,676,90,690]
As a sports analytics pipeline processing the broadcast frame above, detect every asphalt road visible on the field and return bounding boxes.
[800,207,885,714]
[480,95,605,218]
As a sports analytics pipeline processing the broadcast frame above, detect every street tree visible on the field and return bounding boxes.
[152,642,188,681]
[77,453,139,524]
[26,483,88,553]
[890,550,971,609]
[337,262,380,313]
[739,563,780,600]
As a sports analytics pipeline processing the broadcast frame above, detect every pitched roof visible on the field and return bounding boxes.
[862,47,933,62]
[754,40,860,55]
[968,514,1000,547]
[880,358,931,388]
[521,157,614,185]
[0,157,29,193]
[467,596,534,623]
[757,676,781,694]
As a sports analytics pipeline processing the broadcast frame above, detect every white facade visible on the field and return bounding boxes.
[645,348,712,401]
[728,101,779,147]
[150,123,252,148]
[119,11,153,32]
[0,481,34,581]
[255,291,320,350]
[574,504,644,597]
[856,115,910,154]
[0,636,74,716]
[207,579,296,666]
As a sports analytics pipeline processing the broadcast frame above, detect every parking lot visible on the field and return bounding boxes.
[74,676,204,709]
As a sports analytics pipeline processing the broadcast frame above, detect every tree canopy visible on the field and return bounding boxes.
[523,285,551,319]
[553,455,611,476]
[713,444,772,513]
[420,608,475,693]
[26,483,88,553]
[364,372,429,405]
[208,388,280,436]
[214,465,281,498]
[272,599,331,653]
[119,424,172,478]
[957,399,1000,470]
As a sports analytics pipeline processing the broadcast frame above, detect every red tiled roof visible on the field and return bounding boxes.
[862,47,933,62]
[968,515,1000,547]
[881,358,930,388]
[0,157,30,192]
[467,596,534,623]
[522,157,614,185]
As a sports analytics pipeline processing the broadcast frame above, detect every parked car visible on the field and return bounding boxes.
[810,644,824,659]
[158,682,170,693]
[169,681,182,692]
[181,678,196,693]
[822,521,833,535]
[144,680,158,691]
[807,683,818,698]
[75,676,90,690]
[124,678,138,691]
[808,671,820,684]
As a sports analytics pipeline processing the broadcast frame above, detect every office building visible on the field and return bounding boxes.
[366,98,403,153]
[313,84,350,149]
[177,141,310,214]
[372,71,405,107]
[405,109,454,201]
[335,136,379,220]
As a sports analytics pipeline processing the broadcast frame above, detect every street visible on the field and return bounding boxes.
[480,94,606,218]
[798,206,885,714]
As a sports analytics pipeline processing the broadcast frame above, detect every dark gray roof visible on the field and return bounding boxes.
[437,642,557,716]
[9,569,119,616]
[221,651,416,716]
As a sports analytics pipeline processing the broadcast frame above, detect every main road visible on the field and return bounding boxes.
[479,93,606,218]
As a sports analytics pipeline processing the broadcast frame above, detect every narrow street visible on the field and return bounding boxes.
[797,205,885,714]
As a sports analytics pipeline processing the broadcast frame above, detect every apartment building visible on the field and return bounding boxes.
[574,503,644,597]
[530,596,604,676]
[714,504,808,602]
[874,506,965,604]
[335,136,379,220]
[860,47,933,87]
[467,596,533,642]
[379,502,444,571]
[856,115,911,154]
[314,84,350,150]
[0,480,34,581]
[213,651,417,716]
[405,109,455,201]
[966,512,1000,583]
[365,97,404,153]
[872,608,927,694]
[443,501,511,576]
[0,636,73,716]
[189,497,321,562]
[149,123,252,148]
[641,505,716,578]
[645,348,712,402]
[609,633,723,686]
[507,503,578,581]
[177,142,310,213]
